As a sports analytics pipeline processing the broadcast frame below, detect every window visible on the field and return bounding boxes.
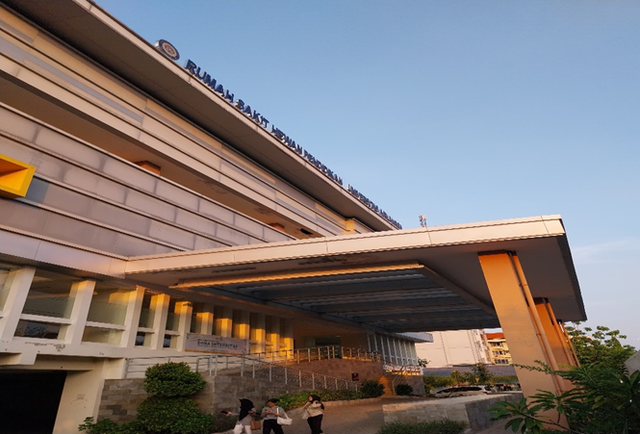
[87,283,130,325]
[15,320,61,339]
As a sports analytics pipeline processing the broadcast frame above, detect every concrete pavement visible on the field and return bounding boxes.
[253,397,513,434]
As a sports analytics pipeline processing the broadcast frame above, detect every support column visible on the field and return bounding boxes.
[251,313,267,354]
[216,306,233,338]
[266,316,280,358]
[282,319,294,357]
[122,287,145,348]
[175,301,193,351]
[0,267,36,340]
[149,294,170,350]
[53,368,104,434]
[197,306,215,335]
[233,310,250,340]
[535,299,579,368]
[65,280,96,345]
[478,251,573,427]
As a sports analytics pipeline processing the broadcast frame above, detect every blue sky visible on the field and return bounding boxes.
[96,0,639,345]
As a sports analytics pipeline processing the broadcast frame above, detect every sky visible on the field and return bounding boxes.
[96,0,639,346]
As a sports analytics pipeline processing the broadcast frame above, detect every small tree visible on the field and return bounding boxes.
[489,324,639,434]
[137,362,212,434]
[490,363,640,434]
[79,362,213,434]
[471,363,492,384]
[144,362,207,396]
[565,323,635,374]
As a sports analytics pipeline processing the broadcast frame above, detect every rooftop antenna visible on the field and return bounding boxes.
[419,215,427,228]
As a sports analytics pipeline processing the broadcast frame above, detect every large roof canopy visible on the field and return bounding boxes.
[125,215,586,333]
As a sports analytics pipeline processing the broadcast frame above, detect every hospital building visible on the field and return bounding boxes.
[0,1,586,432]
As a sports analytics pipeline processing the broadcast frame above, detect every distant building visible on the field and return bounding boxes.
[486,332,513,365]
[415,329,491,367]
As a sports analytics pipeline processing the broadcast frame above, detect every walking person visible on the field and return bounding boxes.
[261,398,286,434]
[302,394,324,434]
[229,398,256,434]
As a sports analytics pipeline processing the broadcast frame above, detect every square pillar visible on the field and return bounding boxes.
[266,316,281,357]
[251,313,266,354]
[149,294,170,350]
[194,304,215,335]
[233,310,250,340]
[535,299,579,368]
[65,280,96,345]
[0,267,36,340]
[281,319,294,357]
[174,301,193,351]
[478,252,567,403]
[122,286,145,348]
[216,306,233,337]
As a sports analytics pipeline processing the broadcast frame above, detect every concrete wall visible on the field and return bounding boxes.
[383,393,523,431]
[292,359,384,383]
[98,375,308,423]
[99,359,386,423]
[415,330,491,367]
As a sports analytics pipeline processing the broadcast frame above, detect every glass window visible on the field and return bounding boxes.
[135,331,149,346]
[189,302,205,333]
[166,299,179,331]
[22,271,80,318]
[138,293,154,328]
[87,283,130,325]
[82,326,123,345]
[163,334,174,348]
[14,320,61,339]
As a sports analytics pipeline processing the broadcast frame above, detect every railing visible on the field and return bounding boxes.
[251,345,383,364]
[388,364,423,394]
[123,353,360,391]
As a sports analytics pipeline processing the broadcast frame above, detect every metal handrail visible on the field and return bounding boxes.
[123,353,361,392]
[250,345,383,364]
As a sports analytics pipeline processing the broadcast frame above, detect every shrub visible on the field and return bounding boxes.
[78,417,144,434]
[489,363,640,434]
[320,388,361,401]
[275,389,365,410]
[137,396,213,434]
[275,391,311,410]
[395,383,413,396]
[361,380,385,398]
[376,420,467,434]
[144,362,207,397]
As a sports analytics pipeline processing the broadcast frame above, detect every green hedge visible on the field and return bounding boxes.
[144,362,207,397]
[395,383,413,396]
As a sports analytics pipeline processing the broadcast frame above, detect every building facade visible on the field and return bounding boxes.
[1,1,586,433]
[415,329,491,367]
[486,332,513,365]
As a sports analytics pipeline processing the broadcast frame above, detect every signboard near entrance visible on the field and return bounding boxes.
[185,334,249,355]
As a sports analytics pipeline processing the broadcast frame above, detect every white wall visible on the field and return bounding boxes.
[415,330,490,367]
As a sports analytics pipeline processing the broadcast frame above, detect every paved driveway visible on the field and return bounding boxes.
[272,397,512,434]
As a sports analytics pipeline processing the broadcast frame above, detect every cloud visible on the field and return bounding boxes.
[572,238,640,264]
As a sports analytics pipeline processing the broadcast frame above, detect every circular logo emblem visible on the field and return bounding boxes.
[155,39,179,61]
